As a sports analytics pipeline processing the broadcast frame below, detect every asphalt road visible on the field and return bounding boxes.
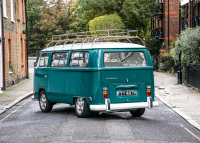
[0,97,200,143]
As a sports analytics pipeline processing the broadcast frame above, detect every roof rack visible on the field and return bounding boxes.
[46,29,145,50]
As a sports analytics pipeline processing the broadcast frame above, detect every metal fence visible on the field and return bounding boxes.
[153,56,200,90]
[185,64,200,89]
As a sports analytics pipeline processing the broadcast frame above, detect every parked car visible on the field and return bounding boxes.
[32,31,158,118]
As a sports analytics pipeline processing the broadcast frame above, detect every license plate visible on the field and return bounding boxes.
[117,90,137,96]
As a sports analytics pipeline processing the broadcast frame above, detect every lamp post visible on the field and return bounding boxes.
[178,2,182,84]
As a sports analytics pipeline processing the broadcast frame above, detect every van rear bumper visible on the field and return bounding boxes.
[90,97,159,111]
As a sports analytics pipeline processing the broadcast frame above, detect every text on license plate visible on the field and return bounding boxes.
[117,90,137,96]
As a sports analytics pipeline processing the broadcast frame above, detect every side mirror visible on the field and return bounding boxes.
[34,62,37,67]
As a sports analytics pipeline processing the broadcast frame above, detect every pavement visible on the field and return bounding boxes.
[0,58,35,115]
[0,69,200,131]
[154,72,200,131]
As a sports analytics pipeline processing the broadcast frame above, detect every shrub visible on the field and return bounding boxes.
[88,14,125,32]
[175,27,200,65]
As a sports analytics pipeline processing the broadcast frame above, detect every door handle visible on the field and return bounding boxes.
[44,75,48,78]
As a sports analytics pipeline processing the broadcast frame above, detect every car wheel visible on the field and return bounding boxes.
[75,97,90,118]
[39,90,53,112]
[130,108,145,117]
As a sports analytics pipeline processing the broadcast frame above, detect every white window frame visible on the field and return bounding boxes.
[10,0,14,22]
[3,0,7,18]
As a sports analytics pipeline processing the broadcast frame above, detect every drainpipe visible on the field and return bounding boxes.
[190,0,191,27]
[25,0,29,78]
[168,0,170,50]
[1,0,5,90]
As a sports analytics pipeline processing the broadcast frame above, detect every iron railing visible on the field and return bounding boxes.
[192,15,200,27]
[151,28,163,39]
[155,3,163,14]
[182,19,189,30]
[185,64,200,90]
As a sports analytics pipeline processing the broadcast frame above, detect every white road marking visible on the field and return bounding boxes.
[180,124,200,141]
[0,99,31,123]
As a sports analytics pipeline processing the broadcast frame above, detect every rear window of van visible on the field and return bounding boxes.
[104,52,146,67]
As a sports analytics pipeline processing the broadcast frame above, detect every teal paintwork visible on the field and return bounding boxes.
[33,47,155,107]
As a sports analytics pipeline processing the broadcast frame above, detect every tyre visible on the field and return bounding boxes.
[75,97,90,118]
[39,90,53,112]
[130,108,145,117]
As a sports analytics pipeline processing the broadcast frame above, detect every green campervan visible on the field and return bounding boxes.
[32,30,158,118]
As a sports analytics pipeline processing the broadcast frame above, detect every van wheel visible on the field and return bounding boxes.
[75,97,90,118]
[39,90,53,112]
[130,108,145,117]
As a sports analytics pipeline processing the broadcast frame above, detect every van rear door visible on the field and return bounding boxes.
[101,50,153,104]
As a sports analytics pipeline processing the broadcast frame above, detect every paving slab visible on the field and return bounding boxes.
[0,78,33,114]
[154,72,200,130]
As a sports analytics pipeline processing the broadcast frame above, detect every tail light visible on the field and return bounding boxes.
[147,89,151,96]
[103,91,108,99]
[89,97,92,101]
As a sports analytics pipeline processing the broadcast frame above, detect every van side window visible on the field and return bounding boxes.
[104,52,147,67]
[38,53,49,67]
[69,52,89,67]
[51,52,68,67]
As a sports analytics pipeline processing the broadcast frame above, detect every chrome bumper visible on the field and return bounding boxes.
[90,97,159,111]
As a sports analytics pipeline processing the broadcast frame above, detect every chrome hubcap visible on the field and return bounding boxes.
[40,94,47,110]
[76,98,84,114]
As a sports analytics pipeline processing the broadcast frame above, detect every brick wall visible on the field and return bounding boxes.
[181,1,200,29]
[163,0,179,51]
[1,0,27,87]
[153,0,179,51]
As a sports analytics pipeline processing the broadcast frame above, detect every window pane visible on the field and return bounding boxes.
[104,52,146,67]
[10,0,14,21]
[59,53,68,67]
[69,52,89,67]
[38,53,49,67]
[51,52,68,67]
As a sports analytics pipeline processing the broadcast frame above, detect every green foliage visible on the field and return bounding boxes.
[71,0,156,35]
[158,57,175,74]
[27,0,73,56]
[9,61,14,73]
[170,48,177,61]
[181,8,186,19]
[27,0,45,56]
[145,39,162,56]
[162,52,171,57]
[22,30,26,34]
[89,14,125,31]
[27,0,157,56]
[171,40,176,48]
[175,27,200,66]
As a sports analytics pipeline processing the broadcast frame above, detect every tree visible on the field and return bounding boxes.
[146,38,162,56]
[39,0,72,44]
[27,0,73,56]
[70,0,156,36]
[27,0,45,56]
[88,14,125,31]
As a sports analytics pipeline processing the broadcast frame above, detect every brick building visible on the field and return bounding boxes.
[151,0,180,51]
[181,0,200,29]
[0,0,28,90]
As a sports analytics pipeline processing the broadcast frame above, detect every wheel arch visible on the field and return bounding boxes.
[73,96,89,105]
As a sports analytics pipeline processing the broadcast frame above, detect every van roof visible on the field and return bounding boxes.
[42,42,146,52]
